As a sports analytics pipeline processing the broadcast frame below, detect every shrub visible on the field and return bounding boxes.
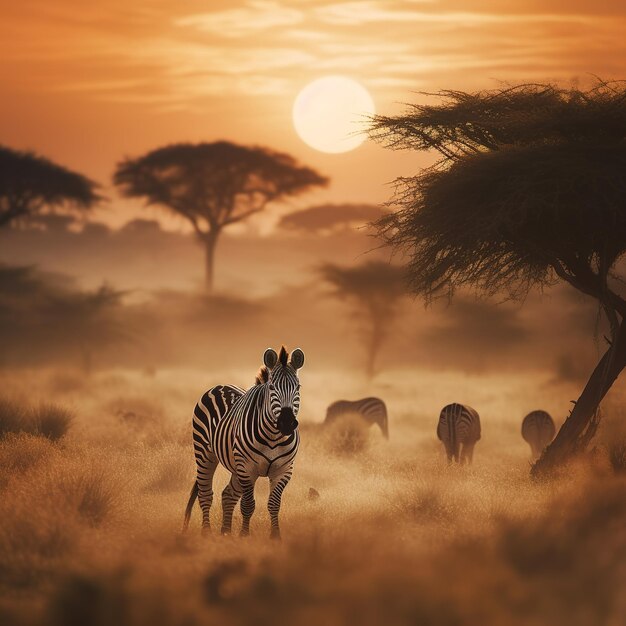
[0,397,73,441]
[324,413,370,456]
[30,403,74,441]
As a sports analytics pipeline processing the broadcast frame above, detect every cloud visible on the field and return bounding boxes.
[176,1,303,38]
[314,1,591,26]
[2,0,625,123]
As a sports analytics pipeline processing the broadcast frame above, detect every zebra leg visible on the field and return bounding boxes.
[220,474,242,535]
[197,455,218,535]
[461,443,475,465]
[267,468,293,540]
[239,474,258,537]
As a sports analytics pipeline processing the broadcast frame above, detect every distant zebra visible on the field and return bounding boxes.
[184,346,304,539]
[521,410,555,459]
[437,403,481,464]
[324,398,389,439]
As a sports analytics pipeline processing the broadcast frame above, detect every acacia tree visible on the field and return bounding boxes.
[0,266,129,372]
[368,81,626,476]
[0,145,100,228]
[279,203,385,234]
[321,261,406,378]
[113,141,327,291]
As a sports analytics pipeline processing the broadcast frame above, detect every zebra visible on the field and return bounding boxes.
[324,398,389,439]
[521,410,555,459]
[437,403,481,464]
[183,346,304,539]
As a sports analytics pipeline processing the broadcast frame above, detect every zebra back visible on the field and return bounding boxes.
[193,384,244,457]
[437,403,481,461]
[521,410,555,454]
[325,397,389,438]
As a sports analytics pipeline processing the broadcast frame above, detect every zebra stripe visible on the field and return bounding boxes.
[521,410,555,459]
[324,397,389,439]
[184,346,304,540]
[437,403,481,464]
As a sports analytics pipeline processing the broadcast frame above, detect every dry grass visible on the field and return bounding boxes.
[0,366,624,626]
[0,397,73,442]
[30,403,74,441]
[0,396,29,438]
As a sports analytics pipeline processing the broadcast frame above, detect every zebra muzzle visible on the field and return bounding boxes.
[278,408,298,435]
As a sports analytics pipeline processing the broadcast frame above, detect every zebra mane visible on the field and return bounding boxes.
[278,346,288,367]
[255,366,269,385]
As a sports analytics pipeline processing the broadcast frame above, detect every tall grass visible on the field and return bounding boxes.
[0,367,624,625]
[0,397,28,438]
[0,396,73,441]
[30,403,74,441]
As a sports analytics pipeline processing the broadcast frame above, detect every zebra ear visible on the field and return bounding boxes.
[263,348,278,369]
[290,348,305,370]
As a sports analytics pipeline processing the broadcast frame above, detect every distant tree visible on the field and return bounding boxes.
[279,203,385,234]
[44,284,129,374]
[0,146,100,229]
[368,81,626,476]
[113,141,327,291]
[0,265,129,372]
[321,261,407,378]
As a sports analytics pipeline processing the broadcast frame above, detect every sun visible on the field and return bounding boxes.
[292,76,376,154]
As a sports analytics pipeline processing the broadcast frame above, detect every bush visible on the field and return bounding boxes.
[324,413,370,456]
[30,403,74,441]
[0,397,73,441]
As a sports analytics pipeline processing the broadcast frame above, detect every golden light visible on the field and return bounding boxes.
[292,76,375,154]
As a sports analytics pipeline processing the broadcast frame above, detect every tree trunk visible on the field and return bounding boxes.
[204,232,219,292]
[532,322,626,477]
[365,320,384,379]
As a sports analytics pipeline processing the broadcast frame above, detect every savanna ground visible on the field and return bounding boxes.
[1,365,625,626]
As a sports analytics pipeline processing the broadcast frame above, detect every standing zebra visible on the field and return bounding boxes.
[521,410,555,459]
[184,346,304,539]
[437,403,481,464]
[324,397,389,439]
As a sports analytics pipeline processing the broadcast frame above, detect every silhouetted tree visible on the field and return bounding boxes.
[0,265,129,372]
[0,146,100,228]
[43,284,129,374]
[321,261,406,378]
[279,203,385,234]
[369,81,626,476]
[113,142,327,291]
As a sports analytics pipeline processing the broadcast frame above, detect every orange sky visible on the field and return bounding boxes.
[1,0,625,227]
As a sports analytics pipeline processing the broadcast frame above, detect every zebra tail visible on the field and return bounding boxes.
[381,415,389,440]
[182,480,199,532]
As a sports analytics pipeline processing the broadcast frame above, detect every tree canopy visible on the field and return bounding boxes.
[370,82,626,305]
[0,146,100,228]
[368,81,626,474]
[279,203,385,234]
[113,141,327,290]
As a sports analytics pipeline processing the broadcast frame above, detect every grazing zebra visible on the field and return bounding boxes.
[521,410,555,459]
[324,398,389,439]
[437,403,481,464]
[183,346,304,539]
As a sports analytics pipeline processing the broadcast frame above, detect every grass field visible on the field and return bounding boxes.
[1,366,625,626]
